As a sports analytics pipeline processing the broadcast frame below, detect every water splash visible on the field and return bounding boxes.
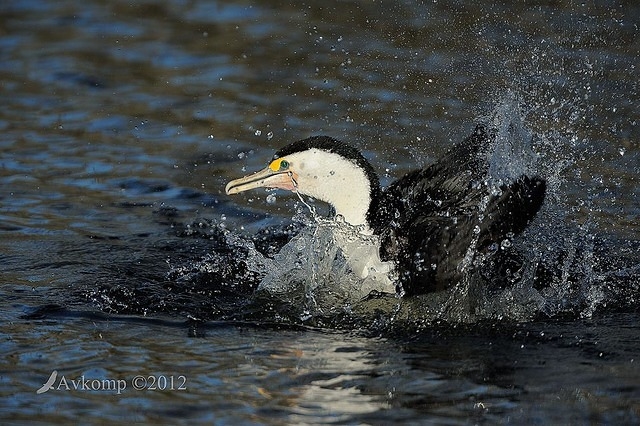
[90,94,638,329]
[487,91,537,185]
[250,216,397,320]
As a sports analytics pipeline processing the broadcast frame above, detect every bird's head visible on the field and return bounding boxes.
[225,136,381,230]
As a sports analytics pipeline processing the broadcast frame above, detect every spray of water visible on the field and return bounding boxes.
[150,93,639,328]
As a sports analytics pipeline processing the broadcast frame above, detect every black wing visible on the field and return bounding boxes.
[372,125,546,295]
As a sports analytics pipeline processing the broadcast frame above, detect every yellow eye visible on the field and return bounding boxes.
[269,158,289,172]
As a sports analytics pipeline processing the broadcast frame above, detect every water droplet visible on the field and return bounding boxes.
[619,148,626,156]
[254,129,262,136]
[238,152,245,159]
[267,131,274,140]
[266,193,277,204]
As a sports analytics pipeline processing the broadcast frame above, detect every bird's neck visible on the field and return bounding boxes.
[293,150,381,232]
[306,175,374,231]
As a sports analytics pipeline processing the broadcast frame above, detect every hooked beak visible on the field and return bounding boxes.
[225,167,298,195]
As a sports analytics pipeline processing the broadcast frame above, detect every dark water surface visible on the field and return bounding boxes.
[1,1,639,424]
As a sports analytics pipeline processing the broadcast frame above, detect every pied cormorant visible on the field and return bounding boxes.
[225,125,546,296]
